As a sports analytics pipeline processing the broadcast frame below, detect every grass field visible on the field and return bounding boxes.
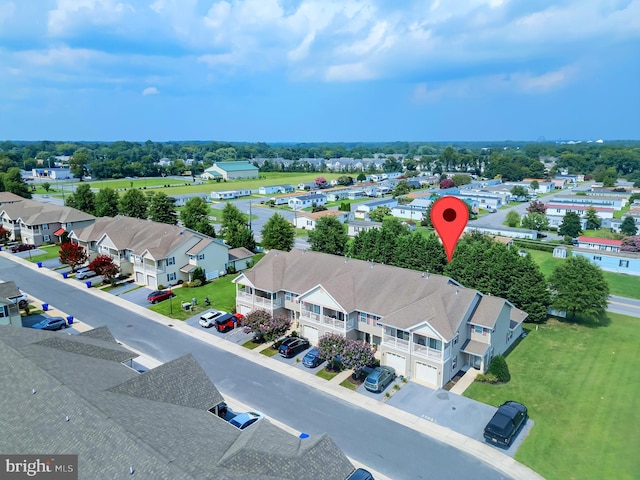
[464,313,640,480]
[525,249,640,299]
[27,245,60,262]
[581,229,625,240]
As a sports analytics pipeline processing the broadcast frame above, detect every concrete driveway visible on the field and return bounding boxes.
[118,286,155,307]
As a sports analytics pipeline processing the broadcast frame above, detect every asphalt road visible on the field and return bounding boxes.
[608,295,640,317]
[0,256,509,480]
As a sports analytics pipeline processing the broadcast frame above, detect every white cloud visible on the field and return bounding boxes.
[324,62,375,82]
[48,0,135,36]
[142,86,159,95]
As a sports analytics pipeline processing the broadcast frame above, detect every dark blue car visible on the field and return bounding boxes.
[302,348,324,368]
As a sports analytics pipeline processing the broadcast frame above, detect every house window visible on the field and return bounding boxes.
[428,338,442,350]
[197,254,205,260]
[360,312,367,323]
[594,256,602,261]
[396,330,409,341]
[619,260,629,268]
[42,224,49,230]
[43,235,50,242]
[167,273,177,282]
[474,325,483,334]
[0,305,7,318]
[453,333,459,345]
[452,356,457,370]
[167,257,175,266]
[312,304,320,314]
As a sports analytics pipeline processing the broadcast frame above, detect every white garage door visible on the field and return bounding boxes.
[415,362,438,386]
[304,325,318,344]
[146,275,157,289]
[136,272,143,284]
[239,305,251,315]
[385,352,406,376]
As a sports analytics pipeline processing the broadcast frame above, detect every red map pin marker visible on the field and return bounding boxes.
[430,196,468,262]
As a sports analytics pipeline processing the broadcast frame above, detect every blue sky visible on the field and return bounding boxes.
[0,0,638,142]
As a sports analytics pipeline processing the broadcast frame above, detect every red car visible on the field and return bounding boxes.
[11,244,36,253]
[214,313,244,333]
[147,290,174,304]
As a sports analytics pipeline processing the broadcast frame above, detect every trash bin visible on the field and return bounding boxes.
[66,316,74,325]
[62,272,68,279]
[42,303,49,311]
[85,281,92,288]
[37,262,43,268]
[299,433,309,439]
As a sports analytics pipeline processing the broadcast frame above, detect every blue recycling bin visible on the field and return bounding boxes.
[299,433,309,439]
[37,262,43,268]
[62,271,68,279]
[85,281,92,288]
[66,316,74,325]
[42,303,49,311]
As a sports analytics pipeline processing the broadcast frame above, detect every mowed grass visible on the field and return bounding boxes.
[525,249,640,299]
[464,314,640,480]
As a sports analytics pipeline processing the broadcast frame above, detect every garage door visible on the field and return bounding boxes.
[415,362,438,386]
[238,305,251,315]
[146,275,157,289]
[136,272,143,284]
[385,352,406,376]
[304,325,318,344]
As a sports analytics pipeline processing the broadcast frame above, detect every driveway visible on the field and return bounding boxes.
[118,285,155,307]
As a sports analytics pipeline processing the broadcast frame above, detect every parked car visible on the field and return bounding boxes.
[75,265,91,274]
[10,244,35,253]
[278,336,310,358]
[213,313,236,333]
[347,468,375,480]
[30,317,68,331]
[199,310,224,328]
[146,290,174,304]
[483,401,528,448]
[76,269,97,280]
[229,411,264,430]
[364,366,396,393]
[302,348,324,368]
[8,290,29,308]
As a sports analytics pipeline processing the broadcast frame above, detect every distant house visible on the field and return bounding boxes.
[259,184,295,195]
[354,198,398,219]
[347,220,382,237]
[288,193,328,211]
[465,224,538,240]
[572,249,640,276]
[391,198,433,221]
[227,247,255,272]
[552,195,626,210]
[545,204,614,223]
[171,193,209,207]
[293,210,352,230]
[31,167,74,180]
[201,161,259,181]
[210,189,251,201]
[576,236,622,253]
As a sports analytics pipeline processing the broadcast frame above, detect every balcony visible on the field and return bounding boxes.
[301,312,346,331]
[383,334,409,352]
[413,343,442,360]
[236,291,283,310]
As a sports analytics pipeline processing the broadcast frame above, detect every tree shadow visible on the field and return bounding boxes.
[554,313,611,328]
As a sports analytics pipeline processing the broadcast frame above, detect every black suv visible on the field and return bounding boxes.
[483,400,528,448]
[278,337,310,358]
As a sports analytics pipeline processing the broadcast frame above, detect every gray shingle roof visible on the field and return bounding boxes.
[0,198,94,224]
[0,326,355,479]
[0,280,21,299]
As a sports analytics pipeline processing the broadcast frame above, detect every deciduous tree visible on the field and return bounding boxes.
[261,213,295,251]
[439,178,455,189]
[58,242,88,272]
[341,339,375,376]
[308,216,348,256]
[620,235,640,252]
[180,197,209,230]
[118,188,148,219]
[317,333,348,371]
[66,184,95,214]
[506,210,520,228]
[88,254,120,282]
[584,207,602,230]
[526,200,547,214]
[368,206,392,222]
[392,180,411,197]
[148,192,177,225]
[1,167,32,198]
[620,216,638,236]
[558,211,582,239]
[549,256,609,320]
[510,185,528,198]
[95,188,119,217]
[520,212,549,231]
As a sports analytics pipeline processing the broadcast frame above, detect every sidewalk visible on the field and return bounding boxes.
[4,251,543,480]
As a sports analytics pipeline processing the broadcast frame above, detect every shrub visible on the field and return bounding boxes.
[476,373,498,383]
[158,284,165,290]
[192,279,202,287]
[487,355,511,382]
[177,279,184,285]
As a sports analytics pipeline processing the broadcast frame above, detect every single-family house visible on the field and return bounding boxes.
[605,214,640,233]
[391,198,433,221]
[551,195,626,210]
[202,161,259,181]
[171,193,209,207]
[210,189,251,201]
[293,210,352,230]
[545,204,614,225]
[465,224,538,240]
[576,236,622,252]
[0,199,95,245]
[347,220,382,237]
[69,216,231,287]
[326,188,350,202]
[233,249,527,388]
[259,184,295,195]
[270,192,301,205]
[354,198,398,219]
[572,249,640,276]
[288,193,328,211]
[227,247,255,272]
[452,192,504,210]
[0,192,26,206]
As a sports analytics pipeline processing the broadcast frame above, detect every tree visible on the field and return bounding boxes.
[180,197,210,230]
[584,207,601,230]
[42,182,51,192]
[317,333,348,371]
[94,188,119,217]
[0,225,9,244]
[620,236,640,252]
[148,192,177,225]
[510,185,528,198]
[357,173,367,182]
[66,184,95,214]
[620,216,638,236]
[308,216,348,256]
[88,254,120,283]
[1,167,32,198]
[392,180,411,197]
[118,188,148,219]
[549,256,609,320]
[336,175,353,186]
[558,211,582,239]
[451,174,472,186]
[69,148,90,178]
[261,213,295,251]
[439,178,455,189]
[315,176,328,188]
[526,200,546,214]
[220,202,254,249]
[195,218,216,237]
[487,355,510,383]
[59,242,88,272]
[241,309,291,343]
[520,212,549,231]
[506,210,520,228]
[368,206,392,222]
[341,339,375,376]
[529,180,539,191]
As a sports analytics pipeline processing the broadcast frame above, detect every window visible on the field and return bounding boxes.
[42,224,49,230]
[453,333,459,345]
[167,273,176,282]
[594,256,602,261]
[452,356,457,370]
[166,257,175,266]
[43,235,50,242]
[396,330,409,341]
[619,260,629,268]
[0,305,7,318]
[360,312,367,323]
[428,338,442,350]
[197,254,205,260]
[474,325,483,334]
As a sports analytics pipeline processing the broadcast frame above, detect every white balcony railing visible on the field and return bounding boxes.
[383,334,409,352]
[413,343,442,360]
[236,291,283,310]
[301,312,346,330]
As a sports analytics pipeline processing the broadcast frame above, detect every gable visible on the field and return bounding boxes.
[299,286,345,312]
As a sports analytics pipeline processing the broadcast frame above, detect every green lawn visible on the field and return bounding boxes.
[525,249,640,299]
[464,313,640,480]
[316,369,339,381]
[581,229,625,240]
[27,244,60,262]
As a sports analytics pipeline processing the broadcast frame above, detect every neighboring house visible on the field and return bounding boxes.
[551,195,626,210]
[297,182,317,191]
[288,193,328,211]
[354,198,398,219]
[325,188,350,202]
[465,224,538,240]
[347,220,382,237]
[605,214,640,233]
[0,296,21,327]
[270,192,302,205]
[391,198,433,221]
[0,199,95,245]
[227,247,255,272]
[0,192,26,206]
[31,168,74,180]
[572,249,640,276]
[576,236,622,252]
[293,210,352,230]
[258,184,295,195]
[171,193,209,207]
[0,326,355,479]
[452,192,504,210]
[69,216,231,288]
[347,190,368,200]
[210,189,251,201]
[545,204,614,221]
[202,161,259,180]
[233,249,527,388]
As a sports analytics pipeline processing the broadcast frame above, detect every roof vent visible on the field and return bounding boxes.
[32,389,37,395]
[65,416,70,422]
[130,467,135,475]
[455,288,459,295]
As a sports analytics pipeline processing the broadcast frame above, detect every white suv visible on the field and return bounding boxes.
[199,310,224,328]
[9,291,29,308]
